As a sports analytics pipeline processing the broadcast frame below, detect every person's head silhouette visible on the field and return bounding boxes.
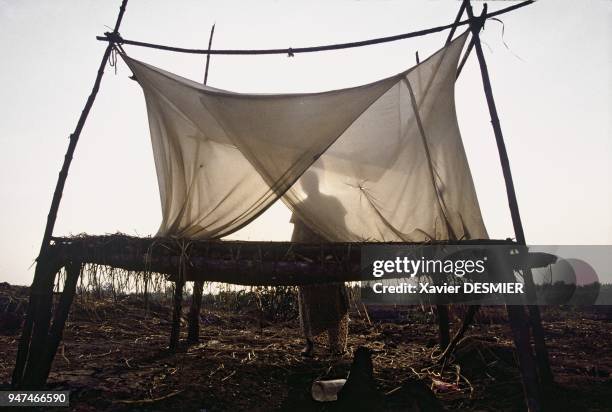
[292,168,348,241]
[301,171,320,197]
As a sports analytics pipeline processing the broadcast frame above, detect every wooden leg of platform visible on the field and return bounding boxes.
[438,305,479,362]
[188,280,204,343]
[436,305,451,349]
[34,261,81,387]
[143,273,150,315]
[528,306,554,387]
[522,267,554,387]
[169,279,184,351]
[432,272,451,349]
[21,260,62,389]
[529,306,553,385]
[490,251,542,412]
[12,264,49,387]
[506,305,542,412]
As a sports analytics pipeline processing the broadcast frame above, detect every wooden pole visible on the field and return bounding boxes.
[433,0,470,351]
[446,0,467,44]
[12,0,129,389]
[44,237,554,286]
[436,305,450,349]
[11,264,49,386]
[506,305,542,411]
[187,24,216,344]
[203,24,216,84]
[143,272,149,314]
[464,1,546,410]
[518,252,554,387]
[37,0,129,272]
[438,305,479,362]
[456,36,475,78]
[169,279,184,351]
[463,0,553,389]
[18,261,61,388]
[464,1,525,244]
[33,261,82,387]
[95,1,535,56]
[187,281,204,343]
[525,280,554,386]
[491,249,542,411]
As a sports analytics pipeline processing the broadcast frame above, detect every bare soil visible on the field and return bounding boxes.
[1,282,611,411]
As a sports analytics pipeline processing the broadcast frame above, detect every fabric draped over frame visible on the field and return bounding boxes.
[122,31,487,242]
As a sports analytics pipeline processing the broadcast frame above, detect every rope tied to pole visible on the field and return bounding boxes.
[109,47,119,74]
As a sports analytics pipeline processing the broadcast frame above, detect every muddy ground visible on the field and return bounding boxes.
[1,282,611,411]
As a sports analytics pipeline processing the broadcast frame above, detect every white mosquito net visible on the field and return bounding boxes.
[122,31,487,242]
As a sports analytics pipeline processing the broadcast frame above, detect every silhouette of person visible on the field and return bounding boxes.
[290,171,350,356]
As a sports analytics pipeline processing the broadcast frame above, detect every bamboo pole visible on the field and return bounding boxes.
[12,0,129,389]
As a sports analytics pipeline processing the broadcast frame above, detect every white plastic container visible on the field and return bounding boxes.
[311,379,347,402]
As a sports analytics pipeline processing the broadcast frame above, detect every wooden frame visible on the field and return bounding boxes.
[12,2,549,411]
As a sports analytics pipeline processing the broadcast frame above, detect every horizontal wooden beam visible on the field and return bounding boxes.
[95,1,534,56]
[49,235,554,286]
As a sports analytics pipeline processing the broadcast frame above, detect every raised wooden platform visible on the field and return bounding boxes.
[48,234,552,286]
[13,234,556,390]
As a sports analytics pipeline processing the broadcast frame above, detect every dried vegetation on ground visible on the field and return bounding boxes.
[1,282,611,411]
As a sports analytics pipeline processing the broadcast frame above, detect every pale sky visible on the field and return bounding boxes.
[0,0,610,286]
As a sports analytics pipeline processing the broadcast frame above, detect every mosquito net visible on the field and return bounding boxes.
[122,31,487,241]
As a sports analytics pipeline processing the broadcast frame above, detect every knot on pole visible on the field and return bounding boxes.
[105,31,124,45]
[287,48,294,58]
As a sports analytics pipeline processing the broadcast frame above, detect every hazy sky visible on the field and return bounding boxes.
[0,1,610,285]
